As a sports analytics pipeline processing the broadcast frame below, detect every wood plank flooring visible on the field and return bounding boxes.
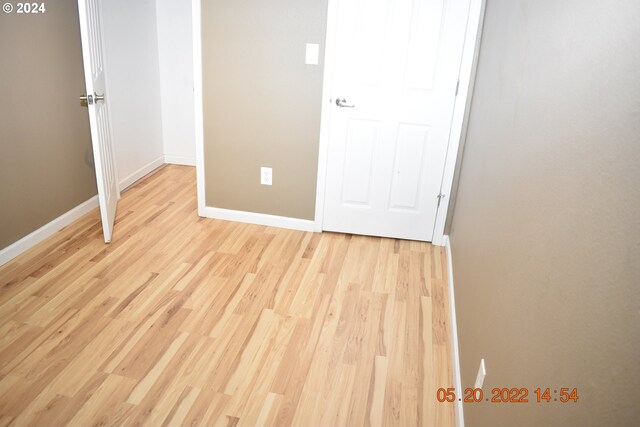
[0,165,454,427]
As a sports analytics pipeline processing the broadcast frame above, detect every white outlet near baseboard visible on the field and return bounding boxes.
[474,358,486,389]
[261,167,272,186]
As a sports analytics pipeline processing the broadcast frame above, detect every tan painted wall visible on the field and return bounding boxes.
[449,1,640,426]
[201,0,327,220]
[0,1,97,250]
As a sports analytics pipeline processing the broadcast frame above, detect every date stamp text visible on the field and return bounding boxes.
[437,387,579,404]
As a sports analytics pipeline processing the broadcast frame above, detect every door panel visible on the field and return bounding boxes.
[388,124,430,211]
[78,0,118,242]
[341,119,378,206]
[323,0,471,241]
[406,0,444,90]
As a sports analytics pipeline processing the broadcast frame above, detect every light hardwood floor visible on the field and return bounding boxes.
[0,165,454,427]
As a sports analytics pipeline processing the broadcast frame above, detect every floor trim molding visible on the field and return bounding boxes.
[119,156,166,191]
[164,155,196,166]
[444,235,465,427]
[201,206,316,232]
[0,196,99,267]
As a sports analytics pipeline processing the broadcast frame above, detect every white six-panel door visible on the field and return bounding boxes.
[322,0,471,241]
[77,0,118,243]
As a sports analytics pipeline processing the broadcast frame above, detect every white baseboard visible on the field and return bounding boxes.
[444,235,465,427]
[0,196,99,267]
[164,155,196,166]
[201,206,315,232]
[119,156,165,191]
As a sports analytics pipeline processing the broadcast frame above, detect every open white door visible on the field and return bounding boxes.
[77,0,118,243]
[321,0,472,241]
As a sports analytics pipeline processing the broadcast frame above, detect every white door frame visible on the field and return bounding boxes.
[314,0,486,246]
[192,0,206,218]
[191,0,485,246]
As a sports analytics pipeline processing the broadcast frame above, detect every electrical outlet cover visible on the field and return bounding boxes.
[261,167,272,185]
[474,358,486,389]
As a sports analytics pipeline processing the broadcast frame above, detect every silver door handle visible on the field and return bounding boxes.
[335,98,355,108]
[80,94,94,104]
[94,93,105,102]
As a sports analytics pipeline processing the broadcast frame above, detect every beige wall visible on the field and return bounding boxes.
[202,0,327,220]
[0,1,97,249]
[449,1,640,426]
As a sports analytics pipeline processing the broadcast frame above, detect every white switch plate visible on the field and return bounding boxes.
[474,358,486,389]
[305,43,319,65]
[261,167,272,186]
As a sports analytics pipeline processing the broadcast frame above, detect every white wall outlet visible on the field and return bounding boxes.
[474,358,486,389]
[261,167,272,186]
[305,43,319,65]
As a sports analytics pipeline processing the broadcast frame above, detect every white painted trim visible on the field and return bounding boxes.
[118,155,165,191]
[313,0,338,232]
[444,235,464,427]
[191,0,206,218]
[0,196,99,266]
[201,207,315,232]
[431,0,486,247]
[164,155,196,166]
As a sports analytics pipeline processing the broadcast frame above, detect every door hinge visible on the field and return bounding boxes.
[455,80,460,96]
[437,193,446,208]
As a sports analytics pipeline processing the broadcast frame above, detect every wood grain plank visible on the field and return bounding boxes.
[0,165,454,427]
